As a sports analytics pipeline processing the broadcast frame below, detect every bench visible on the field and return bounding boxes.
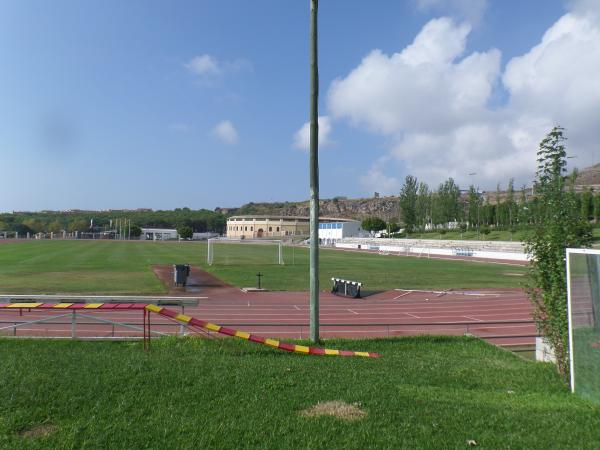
[331,278,362,298]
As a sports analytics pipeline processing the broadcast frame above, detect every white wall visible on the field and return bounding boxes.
[335,241,528,262]
[319,221,362,244]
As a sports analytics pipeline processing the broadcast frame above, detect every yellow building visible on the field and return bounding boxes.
[226,215,354,239]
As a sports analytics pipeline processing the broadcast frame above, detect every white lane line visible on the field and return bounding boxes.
[405,312,420,318]
[463,315,483,322]
[393,291,413,299]
[348,309,359,315]
[294,305,301,311]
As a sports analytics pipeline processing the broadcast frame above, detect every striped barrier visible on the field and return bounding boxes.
[146,304,379,358]
[0,302,147,310]
[0,302,379,358]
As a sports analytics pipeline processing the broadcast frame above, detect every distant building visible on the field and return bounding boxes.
[226,215,361,242]
[141,228,178,240]
[318,220,363,245]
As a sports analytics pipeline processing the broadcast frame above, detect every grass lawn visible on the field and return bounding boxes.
[0,240,527,294]
[406,229,528,242]
[1,336,598,449]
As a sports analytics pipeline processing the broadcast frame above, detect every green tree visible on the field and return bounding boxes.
[361,217,386,232]
[177,225,193,240]
[524,126,592,380]
[68,219,89,233]
[130,225,142,238]
[467,185,480,230]
[399,175,418,232]
[415,182,431,231]
[506,178,515,228]
[47,220,63,233]
[593,195,600,222]
[580,190,593,221]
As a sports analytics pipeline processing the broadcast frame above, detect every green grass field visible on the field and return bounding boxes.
[1,336,598,449]
[0,240,527,294]
[406,229,528,241]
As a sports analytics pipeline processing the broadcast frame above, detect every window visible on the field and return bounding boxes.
[269,227,272,232]
[276,227,279,232]
[245,226,247,231]
[251,227,253,231]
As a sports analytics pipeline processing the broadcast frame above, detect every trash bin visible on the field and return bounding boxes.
[173,264,191,287]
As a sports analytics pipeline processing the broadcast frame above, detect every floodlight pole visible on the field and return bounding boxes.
[309,0,320,343]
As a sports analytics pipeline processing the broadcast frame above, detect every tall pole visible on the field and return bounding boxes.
[309,0,320,342]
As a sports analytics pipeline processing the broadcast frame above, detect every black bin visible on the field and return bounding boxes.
[173,264,191,286]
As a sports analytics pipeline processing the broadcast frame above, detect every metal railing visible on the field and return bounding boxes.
[0,312,537,344]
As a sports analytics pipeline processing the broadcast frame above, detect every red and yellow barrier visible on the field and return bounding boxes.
[145,304,379,358]
[0,302,379,358]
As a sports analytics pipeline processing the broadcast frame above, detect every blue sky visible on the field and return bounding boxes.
[3,0,598,212]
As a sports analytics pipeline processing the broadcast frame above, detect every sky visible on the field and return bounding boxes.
[1,0,599,212]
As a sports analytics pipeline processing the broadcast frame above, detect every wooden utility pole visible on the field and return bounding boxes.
[309,0,320,342]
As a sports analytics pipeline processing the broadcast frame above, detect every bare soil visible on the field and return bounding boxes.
[19,424,57,438]
[152,265,232,295]
[300,401,367,421]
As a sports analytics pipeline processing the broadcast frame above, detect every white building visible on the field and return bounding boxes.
[318,220,362,245]
[141,228,179,240]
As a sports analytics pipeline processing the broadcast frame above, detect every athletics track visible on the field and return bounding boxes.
[0,287,536,348]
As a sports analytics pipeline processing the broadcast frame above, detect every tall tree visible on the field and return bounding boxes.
[506,178,515,228]
[467,185,480,230]
[415,182,431,231]
[399,175,419,232]
[524,126,592,380]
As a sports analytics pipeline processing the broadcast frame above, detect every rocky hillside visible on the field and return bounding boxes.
[216,163,600,221]
[216,196,400,221]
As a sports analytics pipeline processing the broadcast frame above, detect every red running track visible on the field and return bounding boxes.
[0,288,536,348]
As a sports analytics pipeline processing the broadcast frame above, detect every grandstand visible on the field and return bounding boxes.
[336,238,527,261]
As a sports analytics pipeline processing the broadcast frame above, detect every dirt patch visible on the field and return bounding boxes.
[300,401,366,421]
[152,265,232,295]
[20,424,57,438]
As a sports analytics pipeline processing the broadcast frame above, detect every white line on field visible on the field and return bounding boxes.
[348,309,359,315]
[405,312,420,318]
[294,305,301,311]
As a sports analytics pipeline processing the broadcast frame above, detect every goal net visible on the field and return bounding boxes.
[207,238,284,266]
[567,249,600,402]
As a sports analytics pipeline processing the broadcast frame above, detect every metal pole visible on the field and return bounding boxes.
[71,310,76,339]
[309,0,320,343]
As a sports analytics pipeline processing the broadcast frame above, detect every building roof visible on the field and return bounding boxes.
[227,215,358,222]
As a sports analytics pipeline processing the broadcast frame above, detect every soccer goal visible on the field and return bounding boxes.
[566,248,600,402]
[207,238,284,266]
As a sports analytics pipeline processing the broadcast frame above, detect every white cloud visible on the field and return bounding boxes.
[360,156,402,194]
[329,18,500,136]
[213,120,238,145]
[415,0,489,25]
[184,54,252,78]
[185,54,221,76]
[327,6,600,194]
[292,116,333,151]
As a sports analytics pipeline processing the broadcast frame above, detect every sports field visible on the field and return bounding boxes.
[0,240,527,294]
